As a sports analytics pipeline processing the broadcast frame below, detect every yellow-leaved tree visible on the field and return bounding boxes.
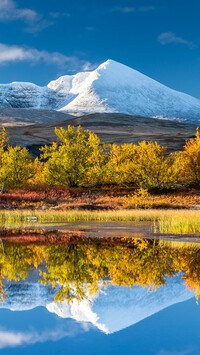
[103,143,137,185]
[41,126,107,187]
[0,146,35,189]
[173,128,200,186]
[133,141,173,189]
[0,127,36,191]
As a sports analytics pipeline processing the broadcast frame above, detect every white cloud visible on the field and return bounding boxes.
[0,43,95,72]
[0,0,51,33]
[0,327,78,349]
[158,32,196,49]
[81,61,97,71]
[0,0,38,22]
[0,44,68,65]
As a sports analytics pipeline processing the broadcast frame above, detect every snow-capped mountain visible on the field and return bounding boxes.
[1,276,194,334]
[58,60,200,121]
[0,59,200,122]
[0,81,67,110]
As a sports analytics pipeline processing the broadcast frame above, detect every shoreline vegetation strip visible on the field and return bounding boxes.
[0,209,199,234]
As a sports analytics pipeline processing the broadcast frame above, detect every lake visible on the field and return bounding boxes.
[0,222,199,355]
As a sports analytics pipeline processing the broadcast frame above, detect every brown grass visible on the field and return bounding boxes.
[0,187,200,210]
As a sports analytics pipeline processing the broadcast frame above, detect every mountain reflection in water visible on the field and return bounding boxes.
[0,233,199,334]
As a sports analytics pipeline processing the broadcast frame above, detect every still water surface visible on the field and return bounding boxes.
[0,223,199,354]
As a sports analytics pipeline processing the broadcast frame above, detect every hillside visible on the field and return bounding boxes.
[5,112,197,155]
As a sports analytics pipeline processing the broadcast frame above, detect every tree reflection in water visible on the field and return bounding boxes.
[0,236,200,303]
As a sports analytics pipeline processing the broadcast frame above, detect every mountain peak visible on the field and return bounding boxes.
[0,59,200,122]
[97,59,120,68]
[61,59,200,121]
[96,59,133,73]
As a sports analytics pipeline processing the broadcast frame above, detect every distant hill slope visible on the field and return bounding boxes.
[5,113,197,155]
[0,108,73,126]
[0,60,200,122]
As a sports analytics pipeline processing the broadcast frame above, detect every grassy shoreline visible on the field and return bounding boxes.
[0,209,199,234]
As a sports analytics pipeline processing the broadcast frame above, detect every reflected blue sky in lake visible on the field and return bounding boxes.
[0,296,199,355]
[0,279,199,355]
[0,235,200,354]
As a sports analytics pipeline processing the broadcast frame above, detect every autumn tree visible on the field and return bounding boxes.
[173,129,200,186]
[133,141,173,189]
[0,128,8,192]
[0,128,39,190]
[104,141,174,189]
[103,143,137,185]
[0,146,34,189]
[0,127,8,157]
[41,126,107,187]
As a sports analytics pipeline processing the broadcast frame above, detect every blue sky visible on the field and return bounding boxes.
[0,298,200,355]
[0,0,200,98]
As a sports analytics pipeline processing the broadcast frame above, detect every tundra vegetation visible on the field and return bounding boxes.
[0,125,200,191]
[0,209,199,234]
[0,238,200,303]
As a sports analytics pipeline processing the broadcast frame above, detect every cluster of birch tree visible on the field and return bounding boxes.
[0,125,199,190]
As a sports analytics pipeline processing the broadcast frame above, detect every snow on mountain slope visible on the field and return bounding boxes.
[47,71,91,95]
[0,59,200,122]
[1,276,194,334]
[0,81,70,110]
[61,60,200,121]
[0,71,91,113]
[47,71,91,108]
[47,276,193,334]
